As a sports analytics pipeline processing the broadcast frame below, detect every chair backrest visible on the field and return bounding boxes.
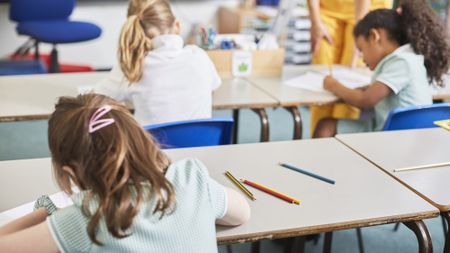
[9,0,75,22]
[383,103,450,131]
[144,118,234,149]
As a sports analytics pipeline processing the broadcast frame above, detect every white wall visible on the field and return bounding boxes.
[0,0,239,68]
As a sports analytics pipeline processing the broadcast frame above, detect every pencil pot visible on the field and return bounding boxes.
[206,48,285,78]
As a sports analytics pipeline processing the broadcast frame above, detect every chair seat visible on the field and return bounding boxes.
[17,20,101,44]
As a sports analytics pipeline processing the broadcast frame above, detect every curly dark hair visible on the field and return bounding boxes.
[354,0,450,87]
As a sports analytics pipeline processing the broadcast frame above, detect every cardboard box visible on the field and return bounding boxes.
[207,48,285,77]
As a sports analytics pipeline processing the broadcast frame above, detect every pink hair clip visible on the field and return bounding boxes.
[88,105,115,133]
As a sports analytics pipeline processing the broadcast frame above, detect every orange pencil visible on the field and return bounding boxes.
[241,179,300,205]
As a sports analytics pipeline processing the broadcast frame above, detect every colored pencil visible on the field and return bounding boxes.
[279,162,335,185]
[224,171,256,201]
[241,179,300,205]
[393,162,450,172]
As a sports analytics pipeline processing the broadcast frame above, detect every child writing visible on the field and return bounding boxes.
[314,0,450,137]
[95,0,221,126]
[0,94,250,252]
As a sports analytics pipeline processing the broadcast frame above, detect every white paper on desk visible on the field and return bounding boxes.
[284,69,371,92]
[0,192,73,226]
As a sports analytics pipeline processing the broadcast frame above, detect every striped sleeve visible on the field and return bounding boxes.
[47,206,92,253]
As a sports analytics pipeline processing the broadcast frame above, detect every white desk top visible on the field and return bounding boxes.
[165,138,438,243]
[248,65,450,106]
[0,72,105,121]
[336,128,450,211]
[212,77,278,110]
[247,65,339,107]
[0,158,60,211]
[0,73,278,122]
[0,139,438,244]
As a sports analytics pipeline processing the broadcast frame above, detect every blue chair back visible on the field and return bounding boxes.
[383,103,450,131]
[144,118,234,149]
[10,0,75,22]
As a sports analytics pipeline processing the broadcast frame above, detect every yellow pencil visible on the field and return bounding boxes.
[327,48,333,75]
[224,171,256,201]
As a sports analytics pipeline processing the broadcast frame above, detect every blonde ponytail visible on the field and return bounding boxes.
[118,15,152,84]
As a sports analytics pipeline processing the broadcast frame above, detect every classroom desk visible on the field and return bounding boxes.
[0,139,439,252]
[0,72,278,142]
[335,128,450,253]
[165,138,438,252]
[247,65,450,139]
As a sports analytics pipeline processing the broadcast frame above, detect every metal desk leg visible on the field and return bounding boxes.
[442,212,450,253]
[403,220,433,253]
[232,109,240,144]
[356,228,365,253]
[323,232,333,253]
[251,108,269,142]
[251,241,260,253]
[285,106,302,140]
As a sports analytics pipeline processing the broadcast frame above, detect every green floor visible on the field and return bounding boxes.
[0,107,446,252]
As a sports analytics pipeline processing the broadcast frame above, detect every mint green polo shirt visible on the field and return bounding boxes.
[46,158,227,253]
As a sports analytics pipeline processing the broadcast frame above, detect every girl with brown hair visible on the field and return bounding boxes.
[95,0,221,125]
[0,94,250,252]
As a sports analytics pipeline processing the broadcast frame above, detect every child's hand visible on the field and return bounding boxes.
[323,75,338,92]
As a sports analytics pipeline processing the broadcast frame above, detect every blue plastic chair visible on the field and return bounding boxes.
[0,60,46,76]
[9,0,102,72]
[383,103,450,131]
[385,103,450,235]
[144,118,234,149]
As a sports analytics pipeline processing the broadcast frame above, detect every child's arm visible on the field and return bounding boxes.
[0,220,59,253]
[323,75,391,109]
[216,187,251,226]
[0,208,47,236]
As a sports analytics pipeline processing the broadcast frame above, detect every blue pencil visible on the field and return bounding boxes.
[279,162,335,185]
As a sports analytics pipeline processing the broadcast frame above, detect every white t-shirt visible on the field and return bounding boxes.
[95,34,221,126]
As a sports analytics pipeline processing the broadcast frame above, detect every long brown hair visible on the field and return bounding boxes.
[48,93,175,244]
[119,0,176,83]
[354,0,450,87]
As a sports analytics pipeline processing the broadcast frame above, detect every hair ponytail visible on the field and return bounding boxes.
[48,94,175,245]
[118,0,176,84]
[398,0,449,87]
[354,0,449,87]
[118,15,152,84]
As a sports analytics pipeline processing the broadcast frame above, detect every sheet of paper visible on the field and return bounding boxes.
[284,67,371,92]
[0,192,73,226]
[284,72,327,92]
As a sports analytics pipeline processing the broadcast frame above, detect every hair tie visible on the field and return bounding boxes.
[88,105,115,133]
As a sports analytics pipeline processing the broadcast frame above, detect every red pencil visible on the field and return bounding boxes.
[241,179,300,205]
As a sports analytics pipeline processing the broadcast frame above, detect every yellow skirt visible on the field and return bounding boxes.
[310,0,392,136]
